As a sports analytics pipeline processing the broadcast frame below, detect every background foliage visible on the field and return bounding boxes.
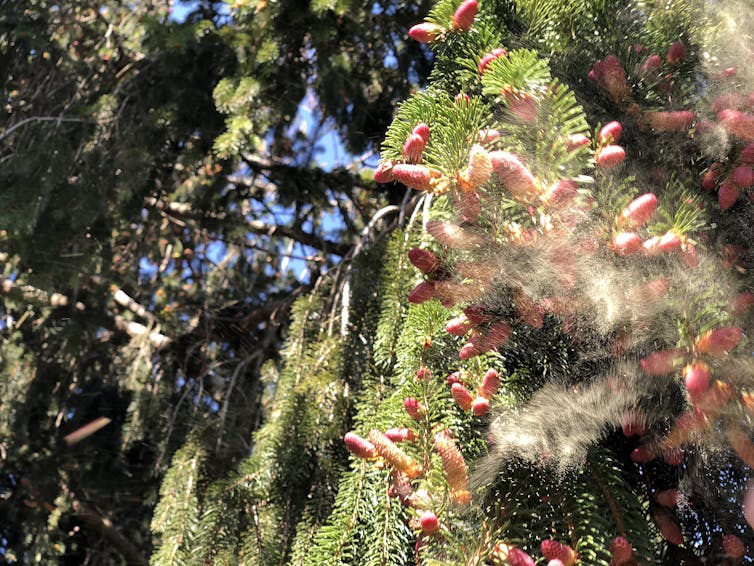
[2,0,754,564]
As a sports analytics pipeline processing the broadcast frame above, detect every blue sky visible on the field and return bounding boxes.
[163,0,357,284]
[170,0,200,22]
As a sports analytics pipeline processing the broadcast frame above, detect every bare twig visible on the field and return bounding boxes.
[0,116,90,143]
[114,317,171,349]
[216,353,259,451]
[110,285,156,324]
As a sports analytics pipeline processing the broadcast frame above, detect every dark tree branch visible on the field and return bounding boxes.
[20,479,146,566]
[144,197,353,256]
[248,219,351,257]
[71,499,147,566]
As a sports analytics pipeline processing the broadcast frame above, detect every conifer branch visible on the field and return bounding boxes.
[20,479,146,565]
[0,276,84,311]
[3,275,173,348]
[71,499,147,566]
[587,460,627,539]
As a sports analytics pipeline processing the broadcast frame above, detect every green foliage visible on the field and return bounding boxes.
[481,448,658,565]
[0,335,36,442]
[151,436,206,565]
[481,48,551,95]
[6,0,754,564]
[304,465,413,566]
[373,230,420,371]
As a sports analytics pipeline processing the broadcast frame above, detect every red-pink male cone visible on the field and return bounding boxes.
[588,55,632,103]
[723,534,746,559]
[490,150,540,200]
[630,444,655,463]
[419,510,440,533]
[642,235,661,255]
[458,144,493,191]
[718,109,754,141]
[643,110,695,132]
[617,193,657,228]
[733,165,754,188]
[385,428,418,442]
[478,48,507,74]
[403,397,425,421]
[701,163,723,191]
[478,128,501,144]
[344,432,378,459]
[472,396,490,416]
[718,179,741,210]
[408,281,437,304]
[445,314,473,336]
[683,362,710,395]
[696,326,742,356]
[598,121,623,144]
[596,145,626,168]
[484,322,513,348]
[408,22,443,44]
[451,382,474,411]
[666,40,686,65]
[403,133,426,163]
[408,247,441,274]
[640,54,662,76]
[655,509,684,545]
[610,537,634,565]
[412,123,430,143]
[373,161,395,183]
[505,90,538,123]
[540,539,577,566]
[712,93,745,112]
[433,431,471,504]
[655,488,681,507]
[732,292,754,316]
[392,164,441,191]
[621,410,648,437]
[741,143,754,164]
[451,0,477,31]
[491,543,536,566]
[640,349,685,375]
[459,341,480,360]
[565,133,590,151]
[657,231,682,253]
[611,232,643,255]
[480,368,501,398]
[541,179,578,207]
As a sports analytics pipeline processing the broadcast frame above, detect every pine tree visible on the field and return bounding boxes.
[0,0,427,562]
[7,0,754,564]
[227,0,754,564]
